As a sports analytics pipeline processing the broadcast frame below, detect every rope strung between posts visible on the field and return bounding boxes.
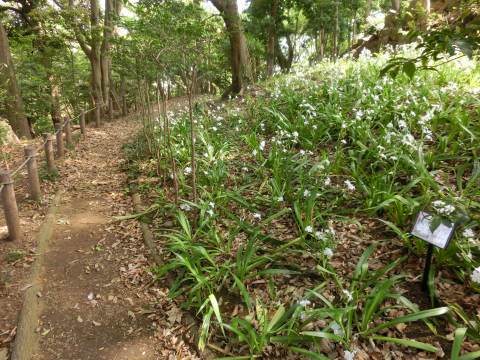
[0,106,97,195]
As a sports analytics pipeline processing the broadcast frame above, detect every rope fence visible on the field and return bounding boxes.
[0,107,97,241]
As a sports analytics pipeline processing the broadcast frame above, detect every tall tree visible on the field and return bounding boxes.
[0,20,31,138]
[210,0,251,95]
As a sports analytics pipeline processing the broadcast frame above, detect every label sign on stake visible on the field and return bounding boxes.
[411,211,457,297]
[411,211,456,249]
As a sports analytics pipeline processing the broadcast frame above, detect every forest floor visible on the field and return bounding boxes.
[0,110,198,359]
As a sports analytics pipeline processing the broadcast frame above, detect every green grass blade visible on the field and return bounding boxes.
[451,328,467,360]
[290,346,329,360]
[364,307,449,335]
[370,335,438,352]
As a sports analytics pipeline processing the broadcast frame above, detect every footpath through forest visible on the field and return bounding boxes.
[1,114,199,360]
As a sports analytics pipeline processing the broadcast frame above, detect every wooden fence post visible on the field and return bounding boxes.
[55,123,64,159]
[24,145,41,202]
[43,133,56,173]
[80,112,86,136]
[0,170,21,241]
[65,119,73,147]
[95,106,101,128]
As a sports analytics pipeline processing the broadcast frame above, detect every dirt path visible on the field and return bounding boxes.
[3,116,194,360]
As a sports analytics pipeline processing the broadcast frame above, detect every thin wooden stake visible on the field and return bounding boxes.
[0,170,21,241]
[65,119,73,147]
[43,133,56,173]
[80,112,86,136]
[55,123,64,159]
[24,145,41,202]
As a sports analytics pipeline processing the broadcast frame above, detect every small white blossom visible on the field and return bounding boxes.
[303,189,311,198]
[324,248,334,258]
[304,225,313,233]
[344,180,355,191]
[180,203,191,212]
[331,321,343,336]
[472,267,480,284]
[183,166,192,175]
[276,196,284,202]
[324,177,331,186]
[342,289,353,302]
[344,350,356,360]
[298,299,311,307]
[253,213,262,220]
[463,228,475,239]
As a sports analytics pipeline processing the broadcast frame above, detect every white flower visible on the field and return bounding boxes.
[315,231,324,240]
[463,228,475,239]
[324,177,331,186]
[183,166,192,175]
[342,289,353,302]
[303,189,311,198]
[276,196,284,202]
[344,350,356,360]
[259,140,266,151]
[304,225,313,233]
[472,267,480,284]
[323,248,334,258]
[253,213,262,220]
[207,209,214,216]
[344,180,355,191]
[212,126,218,132]
[398,120,408,129]
[331,321,343,336]
[208,201,215,208]
[432,200,445,208]
[298,299,311,307]
[292,131,299,137]
[252,149,257,156]
[180,203,191,212]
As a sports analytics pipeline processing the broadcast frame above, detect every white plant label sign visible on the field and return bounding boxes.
[411,211,455,249]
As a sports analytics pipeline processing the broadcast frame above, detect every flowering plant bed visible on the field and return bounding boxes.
[125,57,480,359]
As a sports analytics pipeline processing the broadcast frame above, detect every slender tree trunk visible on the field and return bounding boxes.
[90,51,103,125]
[392,0,400,12]
[266,0,278,77]
[0,21,31,138]
[101,0,113,120]
[210,0,251,96]
[333,0,339,60]
[187,70,197,205]
[120,75,127,116]
[423,0,430,13]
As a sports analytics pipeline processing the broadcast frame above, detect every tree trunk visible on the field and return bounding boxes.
[0,21,31,138]
[101,0,113,120]
[275,35,294,73]
[333,0,339,60]
[266,0,278,77]
[90,51,103,125]
[210,0,251,96]
[392,0,401,12]
[422,0,430,13]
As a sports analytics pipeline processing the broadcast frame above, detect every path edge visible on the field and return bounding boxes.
[10,191,62,360]
[131,193,216,360]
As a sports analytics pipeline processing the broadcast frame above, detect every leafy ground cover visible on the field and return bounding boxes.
[125,56,480,359]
